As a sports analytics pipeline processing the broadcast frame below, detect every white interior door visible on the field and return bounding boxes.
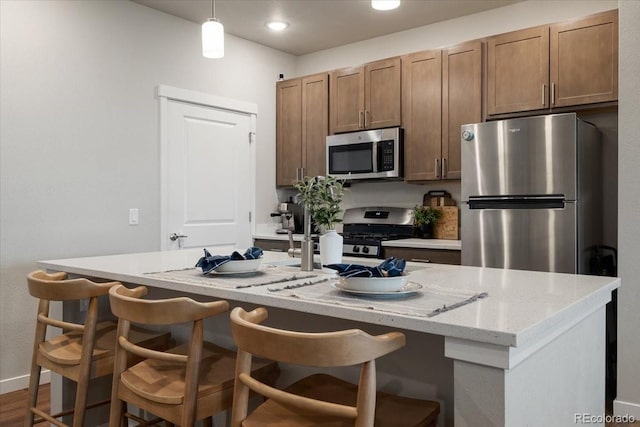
[159,86,256,251]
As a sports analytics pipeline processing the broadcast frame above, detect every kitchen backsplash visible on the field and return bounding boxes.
[277,180,461,212]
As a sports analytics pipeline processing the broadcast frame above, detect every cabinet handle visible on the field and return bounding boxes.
[365,110,370,128]
[435,158,440,178]
[542,84,546,106]
[442,158,447,178]
[300,167,305,180]
[359,111,364,129]
[410,258,432,263]
[551,83,555,106]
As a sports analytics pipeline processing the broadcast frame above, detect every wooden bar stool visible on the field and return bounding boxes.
[25,270,171,427]
[229,307,440,427]
[108,284,279,427]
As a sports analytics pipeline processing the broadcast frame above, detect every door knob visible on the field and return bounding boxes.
[169,233,188,241]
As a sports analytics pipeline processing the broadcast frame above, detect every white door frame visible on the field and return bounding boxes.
[157,84,257,250]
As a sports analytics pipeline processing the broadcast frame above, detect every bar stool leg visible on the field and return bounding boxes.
[72,297,99,427]
[25,300,49,427]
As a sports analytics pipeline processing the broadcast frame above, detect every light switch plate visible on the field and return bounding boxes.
[129,208,139,225]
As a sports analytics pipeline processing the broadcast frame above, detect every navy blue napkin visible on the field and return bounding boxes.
[326,257,406,278]
[196,247,263,274]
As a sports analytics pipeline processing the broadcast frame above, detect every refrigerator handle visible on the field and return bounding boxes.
[434,158,440,178]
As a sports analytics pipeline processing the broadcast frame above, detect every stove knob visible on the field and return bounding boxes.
[352,245,360,253]
[362,246,370,254]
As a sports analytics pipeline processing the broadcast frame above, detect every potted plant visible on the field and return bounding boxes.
[412,205,442,239]
[294,175,345,268]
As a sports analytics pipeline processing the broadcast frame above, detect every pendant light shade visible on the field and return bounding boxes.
[202,18,224,58]
[202,0,224,58]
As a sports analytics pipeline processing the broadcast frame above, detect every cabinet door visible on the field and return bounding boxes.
[383,247,461,265]
[302,73,329,179]
[487,26,549,115]
[329,67,365,134]
[365,57,401,129]
[442,41,482,180]
[550,10,618,107]
[402,50,442,181]
[276,79,302,186]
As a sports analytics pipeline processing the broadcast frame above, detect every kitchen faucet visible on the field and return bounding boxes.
[287,206,314,271]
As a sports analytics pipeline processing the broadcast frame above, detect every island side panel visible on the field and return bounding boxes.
[453,307,605,427]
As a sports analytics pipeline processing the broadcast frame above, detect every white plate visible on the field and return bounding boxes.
[339,275,406,292]
[332,282,422,298]
[209,258,262,274]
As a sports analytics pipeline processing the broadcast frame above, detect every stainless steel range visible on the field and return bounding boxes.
[339,207,414,258]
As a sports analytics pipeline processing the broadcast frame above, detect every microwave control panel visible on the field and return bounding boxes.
[377,140,395,172]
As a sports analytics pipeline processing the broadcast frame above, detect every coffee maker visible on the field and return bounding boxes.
[271,202,295,234]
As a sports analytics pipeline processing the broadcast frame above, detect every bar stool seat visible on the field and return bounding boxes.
[25,270,171,427]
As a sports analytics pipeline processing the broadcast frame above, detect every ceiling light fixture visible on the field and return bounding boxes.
[202,0,224,58]
[266,21,289,31]
[371,0,400,11]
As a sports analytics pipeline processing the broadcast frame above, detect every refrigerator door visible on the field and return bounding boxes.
[461,113,578,201]
[461,201,577,273]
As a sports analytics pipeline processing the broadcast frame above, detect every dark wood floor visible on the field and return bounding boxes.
[0,383,49,427]
[1,383,638,426]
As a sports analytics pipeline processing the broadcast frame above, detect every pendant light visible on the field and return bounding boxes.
[371,0,400,11]
[202,0,224,58]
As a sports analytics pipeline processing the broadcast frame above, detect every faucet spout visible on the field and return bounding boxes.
[300,206,314,271]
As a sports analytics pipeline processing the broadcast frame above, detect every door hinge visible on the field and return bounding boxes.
[249,132,255,144]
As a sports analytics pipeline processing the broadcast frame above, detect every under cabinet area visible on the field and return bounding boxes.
[276,73,328,186]
[329,57,401,134]
[402,41,482,181]
[487,9,618,116]
[383,246,461,265]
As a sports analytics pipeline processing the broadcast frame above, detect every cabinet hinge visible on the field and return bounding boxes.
[249,132,255,144]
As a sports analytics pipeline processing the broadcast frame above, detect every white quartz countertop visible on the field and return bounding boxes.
[39,248,618,349]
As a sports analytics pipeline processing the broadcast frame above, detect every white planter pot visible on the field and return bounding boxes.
[319,229,343,271]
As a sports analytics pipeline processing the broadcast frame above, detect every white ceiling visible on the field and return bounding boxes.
[131,0,523,56]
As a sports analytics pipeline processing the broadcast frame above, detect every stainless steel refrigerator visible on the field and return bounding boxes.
[460,113,602,274]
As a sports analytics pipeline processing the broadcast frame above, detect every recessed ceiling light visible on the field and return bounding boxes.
[266,21,289,31]
[371,0,400,11]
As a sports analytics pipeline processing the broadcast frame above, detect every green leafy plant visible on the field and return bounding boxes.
[293,175,345,233]
[413,205,442,227]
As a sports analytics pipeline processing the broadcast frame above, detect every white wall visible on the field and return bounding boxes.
[616,0,640,419]
[0,0,295,391]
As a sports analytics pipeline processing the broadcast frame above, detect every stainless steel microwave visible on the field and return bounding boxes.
[326,127,403,180]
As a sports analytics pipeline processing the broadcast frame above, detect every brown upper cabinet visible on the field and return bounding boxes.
[329,57,401,134]
[487,9,618,115]
[550,10,618,107]
[276,73,328,186]
[402,41,482,181]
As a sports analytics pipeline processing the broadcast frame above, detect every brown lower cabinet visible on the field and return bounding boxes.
[383,247,461,265]
[254,238,292,253]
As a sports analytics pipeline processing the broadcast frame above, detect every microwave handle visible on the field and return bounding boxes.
[372,141,378,173]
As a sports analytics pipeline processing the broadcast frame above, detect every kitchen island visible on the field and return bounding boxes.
[39,249,619,426]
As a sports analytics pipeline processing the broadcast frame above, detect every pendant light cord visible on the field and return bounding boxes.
[211,0,215,19]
